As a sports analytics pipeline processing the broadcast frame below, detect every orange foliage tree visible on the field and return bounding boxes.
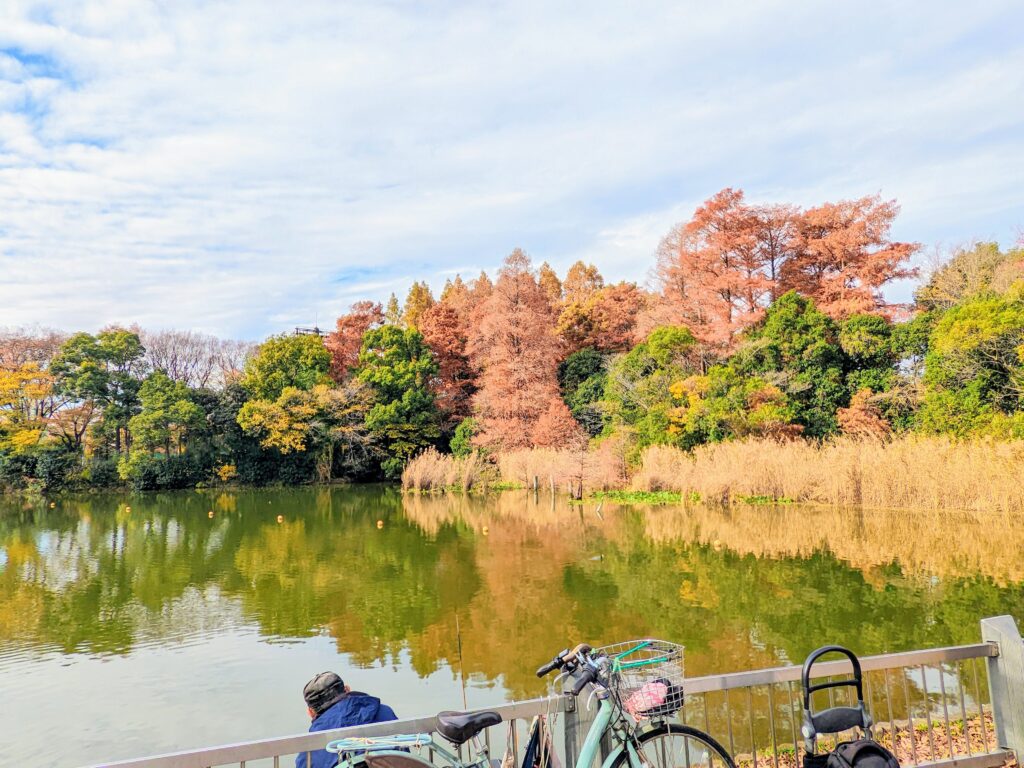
[419,302,475,429]
[467,250,565,451]
[531,396,586,449]
[785,196,919,318]
[652,189,919,348]
[325,301,384,382]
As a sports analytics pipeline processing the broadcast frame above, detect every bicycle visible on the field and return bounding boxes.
[326,639,735,768]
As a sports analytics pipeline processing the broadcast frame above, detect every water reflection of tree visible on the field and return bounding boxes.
[2,490,1023,705]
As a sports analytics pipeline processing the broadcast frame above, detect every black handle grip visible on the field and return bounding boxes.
[571,666,597,696]
[801,645,864,711]
[537,657,561,678]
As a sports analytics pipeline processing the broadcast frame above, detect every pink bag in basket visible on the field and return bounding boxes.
[624,680,668,718]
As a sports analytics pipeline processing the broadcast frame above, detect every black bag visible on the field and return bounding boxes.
[827,739,899,768]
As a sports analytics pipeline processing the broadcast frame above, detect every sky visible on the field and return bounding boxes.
[0,1,1022,340]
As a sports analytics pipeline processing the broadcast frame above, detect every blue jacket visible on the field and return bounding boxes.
[296,692,398,768]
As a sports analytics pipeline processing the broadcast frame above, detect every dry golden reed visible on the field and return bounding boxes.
[633,436,1024,513]
[400,448,495,492]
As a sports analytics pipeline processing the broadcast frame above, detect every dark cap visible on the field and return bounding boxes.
[303,671,346,716]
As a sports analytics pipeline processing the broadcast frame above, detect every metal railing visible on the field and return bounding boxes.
[90,616,1024,768]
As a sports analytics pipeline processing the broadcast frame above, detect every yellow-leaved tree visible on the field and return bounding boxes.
[0,363,54,452]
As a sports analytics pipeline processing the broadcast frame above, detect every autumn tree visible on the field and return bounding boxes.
[419,302,475,429]
[467,250,564,451]
[784,195,919,319]
[667,365,801,446]
[0,363,54,453]
[469,271,493,305]
[558,280,645,353]
[653,188,770,347]
[538,262,563,307]
[403,281,436,330]
[237,381,374,481]
[439,276,472,317]
[837,389,892,438]
[563,261,604,304]
[651,189,919,347]
[0,328,66,370]
[384,294,402,326]
[325,301,385,381]
[750,203,799,300]
[916,242,1023,311]
[531,396,586,449]
[556,261,604,351]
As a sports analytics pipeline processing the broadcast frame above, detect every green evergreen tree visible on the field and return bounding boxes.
[356,326,441,478]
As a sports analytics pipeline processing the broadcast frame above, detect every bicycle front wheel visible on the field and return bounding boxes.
[616,724,736,768]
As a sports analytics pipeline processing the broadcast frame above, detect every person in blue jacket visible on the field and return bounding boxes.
[297,671,398,768]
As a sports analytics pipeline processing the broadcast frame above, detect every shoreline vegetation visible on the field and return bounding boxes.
[3,188,1024,505]
[402,436,1024,514]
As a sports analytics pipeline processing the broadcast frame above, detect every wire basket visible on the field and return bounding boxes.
[595,639,685,719]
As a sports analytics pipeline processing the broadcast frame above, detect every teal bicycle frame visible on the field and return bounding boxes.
[577,690,648,768]
[329,641,687,768]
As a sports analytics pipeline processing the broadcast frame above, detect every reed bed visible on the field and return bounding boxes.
[498,436,631,494]
[400,448,496,493]
[407,435,1024,512]
[633,436,1024,513]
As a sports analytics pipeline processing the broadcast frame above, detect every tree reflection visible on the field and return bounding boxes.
[1,488,1022,702]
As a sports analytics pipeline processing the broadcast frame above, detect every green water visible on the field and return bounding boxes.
[0,487,1021,766]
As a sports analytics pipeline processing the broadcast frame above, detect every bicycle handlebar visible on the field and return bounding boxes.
[537,643,594,678]
[536,655,564,678]
[570,665,598,695]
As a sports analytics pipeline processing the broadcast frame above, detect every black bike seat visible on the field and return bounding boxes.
[435,710,502,745]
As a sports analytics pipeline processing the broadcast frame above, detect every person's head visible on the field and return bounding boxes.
[303,671,350,720]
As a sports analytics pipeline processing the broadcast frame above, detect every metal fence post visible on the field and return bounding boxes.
[981,615,1024,760]
[563,692,580,768]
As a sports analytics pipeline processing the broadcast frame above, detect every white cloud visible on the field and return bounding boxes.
[0,0,1021,339]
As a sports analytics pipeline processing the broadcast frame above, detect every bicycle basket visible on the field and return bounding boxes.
[595,639,685,719]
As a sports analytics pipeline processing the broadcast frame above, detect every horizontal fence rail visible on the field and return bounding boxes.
[92,696,567,768]
[88,619,1023,768]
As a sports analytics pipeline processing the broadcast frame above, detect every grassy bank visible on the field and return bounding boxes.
[404,435,1024,513]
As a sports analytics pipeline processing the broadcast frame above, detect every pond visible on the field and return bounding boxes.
[1,486,1022,766]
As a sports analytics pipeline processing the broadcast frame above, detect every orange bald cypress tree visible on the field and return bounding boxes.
[654,188,770,348]
[326,301,384,381]
[531,396,587,449]
[419,302,474,428]
[650,189,918,346]
[784,196,919,319]
[467,249,564,450]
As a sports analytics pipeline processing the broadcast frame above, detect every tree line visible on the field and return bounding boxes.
[2,187,1022,492]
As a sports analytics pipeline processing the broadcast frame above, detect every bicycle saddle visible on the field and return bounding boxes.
[435,710,502,745]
